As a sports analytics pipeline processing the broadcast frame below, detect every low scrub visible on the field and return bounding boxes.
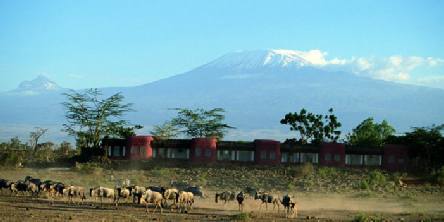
[74,162,104,175]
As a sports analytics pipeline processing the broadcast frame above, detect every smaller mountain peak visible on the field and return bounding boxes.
[12,75,61,95]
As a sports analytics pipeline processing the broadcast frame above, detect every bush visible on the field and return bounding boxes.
[353,213,384,222]
[435,166,444,186]
[232,212,250,221]
[368,170,387,187]
[297,162,314,177]
[318,167,338,178]
[74,162,104,175]
[353,213,370,222]
[360,180,370,190]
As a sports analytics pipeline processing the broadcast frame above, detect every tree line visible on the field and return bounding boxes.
[1,88,442,173]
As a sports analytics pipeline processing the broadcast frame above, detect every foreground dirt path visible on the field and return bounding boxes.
[1,194,443,222]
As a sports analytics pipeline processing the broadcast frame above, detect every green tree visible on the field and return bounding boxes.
[150,121,179,139]
[62,88,139,150]
[347,118,395,147]
[170,108,234,139]
[280,108,341,144]
[404,125,443,171]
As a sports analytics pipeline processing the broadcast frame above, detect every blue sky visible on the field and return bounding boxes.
[1,0,443,90]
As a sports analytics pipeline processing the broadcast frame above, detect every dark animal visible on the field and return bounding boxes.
[131,186,146,204]
[148,186,165,194]
[281,194,297,218]
[244,186,257,198]
[254,191,280,212]
[215,191,235,204]
[236,191,245,211]
[0,179,11,193]
[184,186,205,198]
[24,176,42,196]
[67,185,87,204]
[10,180,28,195]
[115,186,132,206]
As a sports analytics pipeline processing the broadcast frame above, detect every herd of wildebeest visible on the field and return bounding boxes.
[0,176,298,218]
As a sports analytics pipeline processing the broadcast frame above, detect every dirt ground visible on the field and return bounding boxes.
[0,192,443,222]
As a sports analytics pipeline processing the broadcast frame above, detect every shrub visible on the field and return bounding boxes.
[368,170,387,187]
[297,162,314,177]
[74,162,103,175]
[353,213,370,222]
[435,166,444,186]
[318,167,337,178]
[360,180,370,190]
[232,212,250,221]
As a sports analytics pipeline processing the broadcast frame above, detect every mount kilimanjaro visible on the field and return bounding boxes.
[1,49,444,142]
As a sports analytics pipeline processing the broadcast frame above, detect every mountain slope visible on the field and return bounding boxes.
[1,50,444,141]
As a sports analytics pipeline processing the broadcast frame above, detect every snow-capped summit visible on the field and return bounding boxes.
[9,75,61,96]
[201,49,343,71]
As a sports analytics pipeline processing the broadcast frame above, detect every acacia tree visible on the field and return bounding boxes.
[62,88,140,150]
[170,108,234,139]
[347,118,395,147]
[150,121,179,139]
[29,127,48,152]
[404,125,443,172]
[280,108,341,144]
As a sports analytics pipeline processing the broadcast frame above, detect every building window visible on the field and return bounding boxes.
[281,152,288,163]
[388,155,395,164]
[301,153,318,164]
[195,147,201,157]
[113,146,121,157]
[334,154,341,162]
[270,151,276,160]
[158,148,165,158]
[205,149,212,157]
[131,146,137,154]
[237,150,254,162]
[346,154,363,165]
[260,151,267,160]
[364,155,382,166]
[325,153,332,161]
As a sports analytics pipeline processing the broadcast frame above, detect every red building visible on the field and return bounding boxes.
[189,138,217,163]
[127,136,153,160]
[383,144,409,171]
[319,143,345,167]
[100,135,412,171]
[254,139,281,165]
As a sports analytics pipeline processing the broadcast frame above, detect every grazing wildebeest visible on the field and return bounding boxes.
[24,176,42,197]
[10,180,28,195]
[115,187,132,206]
[281,194,297,218]
[148,186,165,194]
[184,186,205,198]
[131,186,146,204]
[244,186,257,198]
[163,188,179,208]
[67,185,87,204]
[40,180,54,193]
[0,179,11,194]
[255,191,280,212]
[215,191,235,204]
[141,189,165,214]
[90,186,116,206]
[236,191,245,212]
[177,191,194,213]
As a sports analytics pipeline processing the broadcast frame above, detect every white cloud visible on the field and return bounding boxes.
[302,51,444,85]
